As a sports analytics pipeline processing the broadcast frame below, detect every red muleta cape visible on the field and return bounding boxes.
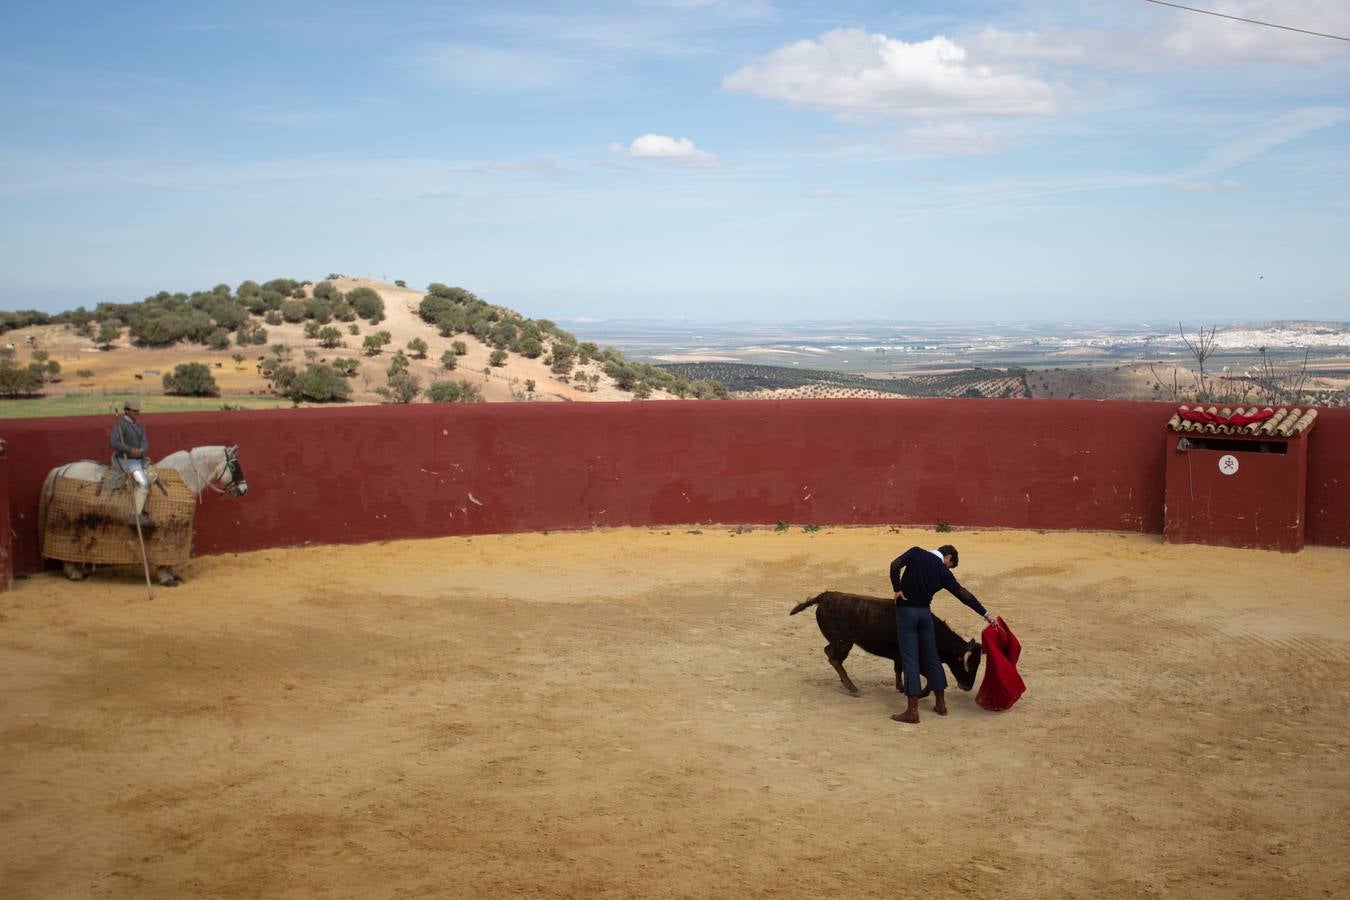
[976,617,1025,711]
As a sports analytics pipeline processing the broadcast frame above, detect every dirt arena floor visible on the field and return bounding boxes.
[2,527,1348,898]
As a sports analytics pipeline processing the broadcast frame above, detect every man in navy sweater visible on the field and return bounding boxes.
[889,544,996,724]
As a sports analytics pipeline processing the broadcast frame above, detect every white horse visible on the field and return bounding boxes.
[39,445,248,586]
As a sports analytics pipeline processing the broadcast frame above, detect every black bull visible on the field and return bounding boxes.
[789,591,982,696]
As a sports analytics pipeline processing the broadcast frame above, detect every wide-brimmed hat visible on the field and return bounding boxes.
[124,397,142,411]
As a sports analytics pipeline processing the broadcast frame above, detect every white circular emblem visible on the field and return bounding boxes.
[1218,454,1240,476]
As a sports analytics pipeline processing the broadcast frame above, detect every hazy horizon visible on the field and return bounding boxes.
[4,2,1347,321]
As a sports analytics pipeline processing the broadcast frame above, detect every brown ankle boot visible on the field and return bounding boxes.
[891,695,921,724]
[933,690,948,716]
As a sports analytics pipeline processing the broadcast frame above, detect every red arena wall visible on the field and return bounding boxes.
[3,399,1347,579]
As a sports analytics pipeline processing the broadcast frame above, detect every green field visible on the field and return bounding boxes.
[0,394,293,419]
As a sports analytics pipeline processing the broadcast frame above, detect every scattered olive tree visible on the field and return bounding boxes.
[427,379,484,403]
[163,362,219,397]
[378,370,422,404]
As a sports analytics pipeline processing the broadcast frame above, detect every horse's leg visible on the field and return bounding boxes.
[62,561,86,581]
[824,642,859,695]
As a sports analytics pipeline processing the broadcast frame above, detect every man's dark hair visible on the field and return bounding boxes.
[938,544,959,568]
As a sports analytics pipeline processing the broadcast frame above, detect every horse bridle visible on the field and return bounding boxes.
[190,446,248,498]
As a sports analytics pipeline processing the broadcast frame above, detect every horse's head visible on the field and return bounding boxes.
[222,445,248,496]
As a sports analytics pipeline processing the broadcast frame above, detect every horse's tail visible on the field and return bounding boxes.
[789,593,825,616]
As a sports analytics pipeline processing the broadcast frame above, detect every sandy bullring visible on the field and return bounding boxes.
[2,527,1348,897]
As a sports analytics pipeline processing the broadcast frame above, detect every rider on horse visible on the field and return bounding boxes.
[110,397,157,528]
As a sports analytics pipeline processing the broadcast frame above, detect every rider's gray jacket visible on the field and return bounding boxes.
[110,416,148,471]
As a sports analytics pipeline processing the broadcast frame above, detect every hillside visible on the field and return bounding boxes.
[0,278,703,408]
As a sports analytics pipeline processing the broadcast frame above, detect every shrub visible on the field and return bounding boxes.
[291,363,351,402]
[407,337,428,359]
[130,314,188,346]
[237,322,268,345]
[263,362,297,393]
[262,278,301,295]
[332,357,360,377]
[0,359,44,396]
[690,379,728,400]
[347,287,385,322]
[317,326,343,348]
[303,321,321,339]
[441,350,458,371]
[95,322,120,349]
[362,335,384,356]
[427,379,483,403]
[452,340,467,356]
[489,320,517,350]
[280,300,307,323]
[204,327,231,350]
[163,362,219,396]
[264,310,283,326]
[489,349,507,367]
[377,370,422,404]
[305,297,333,324]
[551,345,576,375]
[312,280,342,302]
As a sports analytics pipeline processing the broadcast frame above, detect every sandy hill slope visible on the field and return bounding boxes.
[6,278,672,406]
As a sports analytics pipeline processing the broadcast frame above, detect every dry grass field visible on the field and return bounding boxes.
[2,527,1347,898]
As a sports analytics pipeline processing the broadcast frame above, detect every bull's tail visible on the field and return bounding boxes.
[788,594,824,616]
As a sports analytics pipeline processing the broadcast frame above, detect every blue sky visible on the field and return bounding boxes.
[2,0,1347,322]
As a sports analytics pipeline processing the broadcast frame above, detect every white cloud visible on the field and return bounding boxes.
[895,122,1001,156]
[964,26,1095,66]
[609,133,720,166]
[1173,179,1242,192]
[723,28,1062,119]
[1160,0,1350,65]
[803,187,840,199]
[1186,106,1349,176]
